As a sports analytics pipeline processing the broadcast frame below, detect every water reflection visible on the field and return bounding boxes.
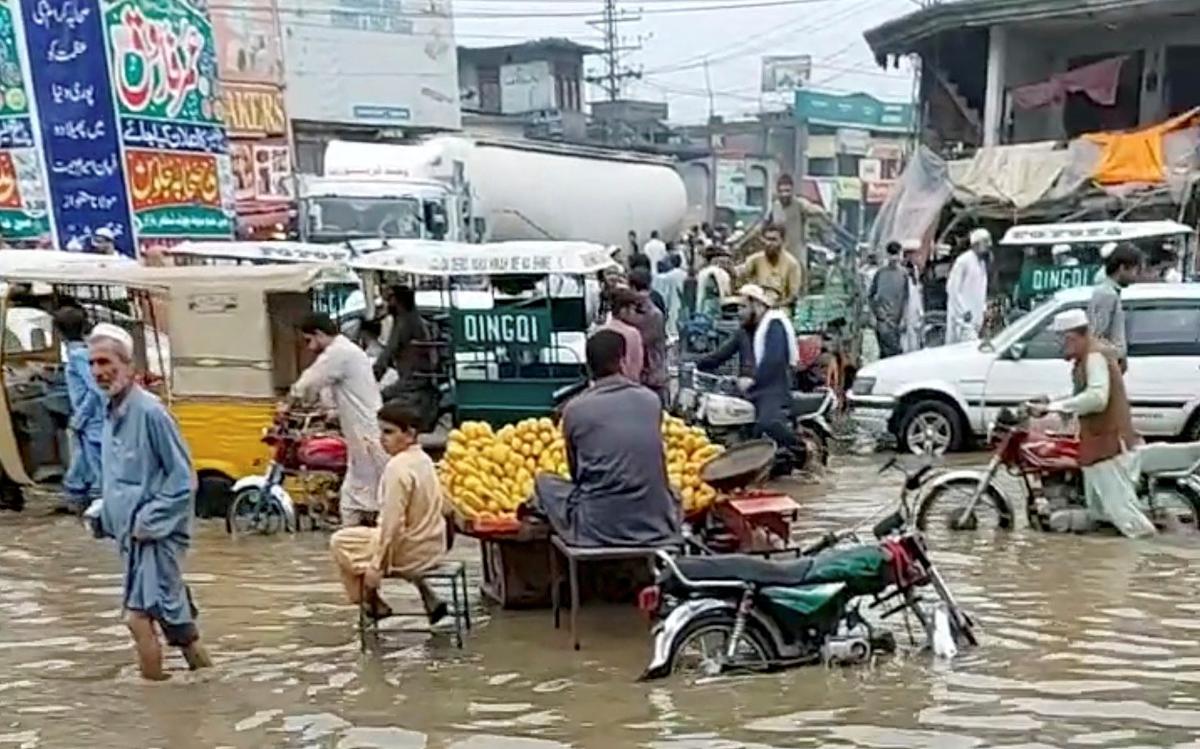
[2,455,1199,748]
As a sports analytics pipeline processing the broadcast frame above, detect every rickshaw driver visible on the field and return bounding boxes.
[290,313,387,528]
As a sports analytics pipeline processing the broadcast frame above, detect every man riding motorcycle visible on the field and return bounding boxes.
[722,284,803,473]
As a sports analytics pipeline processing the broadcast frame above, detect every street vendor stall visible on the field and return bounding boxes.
[1001,220,1195,308]
[349,240,616,425]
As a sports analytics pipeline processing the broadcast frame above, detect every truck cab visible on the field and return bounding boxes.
[296,175,470,245]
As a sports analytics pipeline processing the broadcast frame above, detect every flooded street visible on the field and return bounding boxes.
[4,456,1200,749]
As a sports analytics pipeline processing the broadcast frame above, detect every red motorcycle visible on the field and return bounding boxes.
[913,406,1200,533]
[225,408,348,536]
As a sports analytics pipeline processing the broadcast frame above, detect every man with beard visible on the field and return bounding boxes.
[1087,243,1140,370]
[84,323,212,680]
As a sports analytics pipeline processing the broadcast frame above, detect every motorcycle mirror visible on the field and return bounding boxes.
[878,455,898,475]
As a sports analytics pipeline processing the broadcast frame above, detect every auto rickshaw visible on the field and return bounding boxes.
[348,240,617,425]
[0,257,354,516]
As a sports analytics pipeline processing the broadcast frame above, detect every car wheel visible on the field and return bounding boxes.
[898,400,962,455]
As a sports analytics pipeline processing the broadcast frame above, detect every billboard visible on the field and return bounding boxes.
[279,0,460,130]
[761,55,811,93]
[0,1,49,241]
[795,90,915,132]
[13,0,233,253]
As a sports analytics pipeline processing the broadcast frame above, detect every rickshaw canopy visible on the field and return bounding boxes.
[348,240,618,277]
[165,240,354,265]
[1001,220,1193,246]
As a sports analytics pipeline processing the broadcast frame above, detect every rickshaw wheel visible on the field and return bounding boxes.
[227,487,287,536]
[196,474,234,519]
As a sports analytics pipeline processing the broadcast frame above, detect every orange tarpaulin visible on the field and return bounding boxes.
[1084,108,1200,185]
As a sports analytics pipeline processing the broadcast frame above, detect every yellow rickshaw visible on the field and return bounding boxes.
[0,256,351,516]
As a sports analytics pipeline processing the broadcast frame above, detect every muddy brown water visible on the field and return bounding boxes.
[3,456,1200,749]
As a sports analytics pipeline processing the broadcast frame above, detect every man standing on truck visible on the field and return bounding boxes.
[740,224,803,308]
[766,173,821,291]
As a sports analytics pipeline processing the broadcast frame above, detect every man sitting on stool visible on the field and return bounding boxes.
[534,330,681,547]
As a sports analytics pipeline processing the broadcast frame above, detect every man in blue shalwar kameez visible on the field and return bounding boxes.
[55,306,105,511]
[86,323,212,680]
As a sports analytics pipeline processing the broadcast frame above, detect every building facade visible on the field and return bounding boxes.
[866,0,1200,153]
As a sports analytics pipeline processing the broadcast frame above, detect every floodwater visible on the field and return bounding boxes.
[3,457,1200,749]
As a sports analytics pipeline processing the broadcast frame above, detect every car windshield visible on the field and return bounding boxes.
[305,197,423,241]
[986,296,1059,351]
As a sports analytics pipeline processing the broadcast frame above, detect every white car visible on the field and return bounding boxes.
[850,283,1200,454]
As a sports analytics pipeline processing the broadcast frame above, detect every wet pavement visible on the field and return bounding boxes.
[3,455,1200,749]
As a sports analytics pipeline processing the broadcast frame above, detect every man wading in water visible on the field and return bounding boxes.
[84,324,213,680]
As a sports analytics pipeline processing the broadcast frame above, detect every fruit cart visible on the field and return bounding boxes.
[437,415,729,608]
[349,240,616,426]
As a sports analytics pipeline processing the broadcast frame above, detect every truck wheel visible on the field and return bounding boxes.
[898,400,963,455]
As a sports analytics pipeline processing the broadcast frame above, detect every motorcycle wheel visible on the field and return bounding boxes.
[667,612,777,678]
[1144,481,1200,532]
[915,477,1014,533]
[796,425,829,468]
[227,487,288,536]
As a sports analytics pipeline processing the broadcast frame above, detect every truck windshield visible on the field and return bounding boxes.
[306,197,424,241]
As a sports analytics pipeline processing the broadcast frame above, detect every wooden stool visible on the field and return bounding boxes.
[548,535,677,650]
[358,561,472,651]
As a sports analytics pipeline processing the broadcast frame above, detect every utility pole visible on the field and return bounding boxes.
[586,0,642,102]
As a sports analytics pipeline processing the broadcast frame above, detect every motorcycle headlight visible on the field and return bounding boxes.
[851,377,876,396]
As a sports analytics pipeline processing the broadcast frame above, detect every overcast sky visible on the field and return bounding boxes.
[454,0,919,124]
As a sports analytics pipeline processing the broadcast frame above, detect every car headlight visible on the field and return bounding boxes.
[851,377,876,396]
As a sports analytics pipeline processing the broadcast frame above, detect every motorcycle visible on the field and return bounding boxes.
[674,362,834,472]
[914,406,1200,533]
[640,458,976,679]
[225,408,348,536]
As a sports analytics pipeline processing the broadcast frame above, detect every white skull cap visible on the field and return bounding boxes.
[88,322,134,360]
[1050,308,1089,333]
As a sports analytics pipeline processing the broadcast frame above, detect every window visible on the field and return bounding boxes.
[1018,302,1085,359]
[807,157,835,177]
[1126,303,1200,357]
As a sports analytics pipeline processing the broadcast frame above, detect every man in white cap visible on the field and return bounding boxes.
[1087,243,1140,368]
[945,229,991,344]
[91,227,117,255]
[1051,243,1079,267]
[1092,242,1118,284]
[1028,309,1153,538]
[735,283,805,472]
[85,322,212,679]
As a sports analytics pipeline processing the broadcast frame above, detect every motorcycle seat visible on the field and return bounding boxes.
[791,391,828,418]
[1136,442,1200,476]
[673,554,815,587]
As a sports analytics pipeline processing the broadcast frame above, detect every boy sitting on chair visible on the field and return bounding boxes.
[331,401,448,622]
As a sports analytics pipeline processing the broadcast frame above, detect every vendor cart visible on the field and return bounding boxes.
[349,240,617,425]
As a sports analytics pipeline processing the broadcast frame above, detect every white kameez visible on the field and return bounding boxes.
[291,335,386,515]
[945,251,987,344]
[901,274,924,353]
[1050,353,1155,538]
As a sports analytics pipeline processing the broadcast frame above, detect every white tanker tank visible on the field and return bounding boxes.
[310,136,687,247]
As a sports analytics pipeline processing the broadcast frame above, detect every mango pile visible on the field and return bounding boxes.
[438,418,567,522]
[438,415,725,523]
[662,414,723,515]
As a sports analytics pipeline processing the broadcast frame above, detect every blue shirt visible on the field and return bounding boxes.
[98,386,196,622]
[64,341,105,443]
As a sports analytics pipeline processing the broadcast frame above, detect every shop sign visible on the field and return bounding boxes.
[451,308,551,349]
[0,1,49,240]
[221,84,286,136]
[796,90,915,131]
[126,149,233,237]
[866,180,894,204]
[858,158,882,182]
[834,176,862,201]
[231,142,292,201]
[1017,262,1101,300]
[835,128,870,156]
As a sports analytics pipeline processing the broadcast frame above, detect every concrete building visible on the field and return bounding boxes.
[865,0,1200,153]
[458,39,598,142]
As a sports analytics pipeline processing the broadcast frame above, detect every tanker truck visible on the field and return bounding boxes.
[297,136,688,247]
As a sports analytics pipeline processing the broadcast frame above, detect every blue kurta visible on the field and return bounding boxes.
[63,341,105,503]
[97,386,197,641]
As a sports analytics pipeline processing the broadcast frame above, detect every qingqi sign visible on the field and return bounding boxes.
[451,309,551,349]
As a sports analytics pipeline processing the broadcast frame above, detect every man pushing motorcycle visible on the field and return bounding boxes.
[1027,309,1155,538]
